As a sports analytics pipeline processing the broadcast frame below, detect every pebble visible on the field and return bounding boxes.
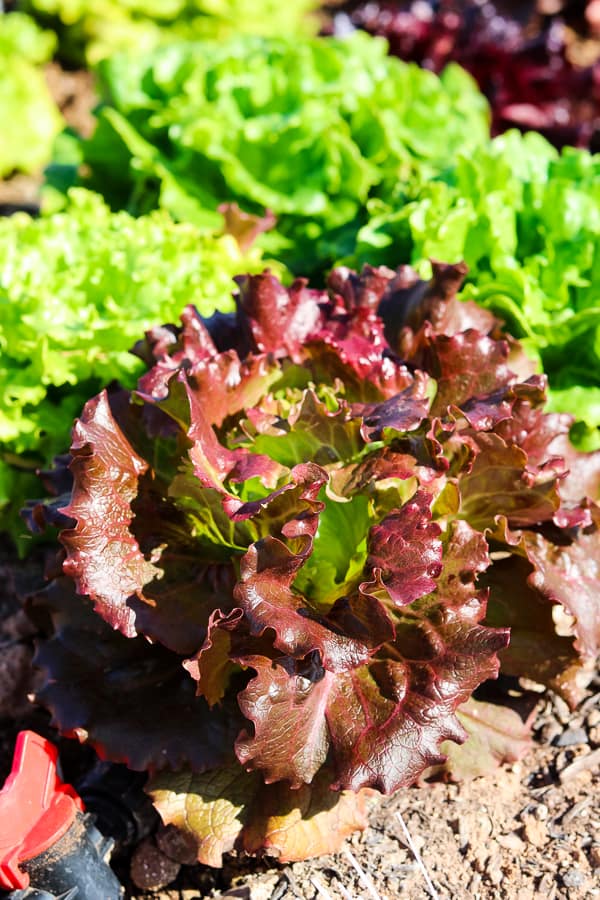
[522,816,548,847]
[156,824,198,865]
[541,721,562,744]
[561,798,590,825]
[537,873,556,895]
[245,874,283,900]
[497,832,526,852]
[561,868,586,889]
[587,709,600,728]
[590,845,600,869]
[130,837,181,891]
[485,855,503,886]
[555,728,588,747]
[553,696,572,725]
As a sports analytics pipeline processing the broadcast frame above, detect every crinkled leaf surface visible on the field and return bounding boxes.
[32,261,600,863]
[70,33,489,273]
[0,188,282,548]
[484,554,589,707]
[522,514,600,661]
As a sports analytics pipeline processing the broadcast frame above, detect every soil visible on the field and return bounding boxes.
[0,540,598,900]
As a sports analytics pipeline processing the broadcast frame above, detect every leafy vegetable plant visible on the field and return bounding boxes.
[21,0,320,64]
[30,261,600,864]
[350,130,600,451]
[0,12,62,178]
[59,32,489,273]
[0,188,280,547]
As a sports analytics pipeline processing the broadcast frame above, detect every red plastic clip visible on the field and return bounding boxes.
[0,731,84,890]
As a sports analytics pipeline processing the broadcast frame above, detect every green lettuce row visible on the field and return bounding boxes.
[53,32,489,274]
[19,0,321,64]
[0,188,284,547]
[56,32,600,444]
[0,12,63,178]
[349,130,600,449]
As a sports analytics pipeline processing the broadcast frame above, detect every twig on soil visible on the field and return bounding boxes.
[310,874,336,899]
[558,747,600,783]
[335,878,354,900]
[396,812,441,900]
[343,849,382,900]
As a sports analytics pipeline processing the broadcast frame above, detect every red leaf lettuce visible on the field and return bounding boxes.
[29,261,600,863]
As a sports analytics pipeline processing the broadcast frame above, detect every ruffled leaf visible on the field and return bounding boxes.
[148,764,369,868]
[32,578,242,772]
[60,391,160,638]
[435,697,534,781]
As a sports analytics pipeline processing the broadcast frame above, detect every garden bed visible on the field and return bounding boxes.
[1,5,600,898]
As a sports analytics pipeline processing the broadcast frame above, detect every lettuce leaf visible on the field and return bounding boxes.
[21,0,321,64]
[0,188,284,548]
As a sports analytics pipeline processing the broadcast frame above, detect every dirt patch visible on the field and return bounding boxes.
[44,63,98,139]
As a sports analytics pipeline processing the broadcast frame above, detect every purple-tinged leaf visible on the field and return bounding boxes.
[60,391,159,638]
[458,433,560,529]
[236,654,334,786]
[32,578,242,773]
[522,508,600,661]
[433,697,534,781]
[414,329,514,419]
[362,491,443,607]
[354,374,431,442]
[484,554,588,707]
[234,272,323,362]
[184,608,244,707]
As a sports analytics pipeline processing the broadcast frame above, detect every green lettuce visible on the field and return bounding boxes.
[20,0,321,64]
[350,130,600,449]
[56,32,489,273]
[0,188,284,548]
[0,12,63,178]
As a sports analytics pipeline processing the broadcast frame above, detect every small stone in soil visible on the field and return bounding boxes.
[561,868,587,889]
[522,816,548,847]
[497,831,526,851]
[156,823,199,865]
[554,728,589,747]
[541,721,562,744]
[589,845,600,868]
[130,836,181,890]
[553,696,572,724]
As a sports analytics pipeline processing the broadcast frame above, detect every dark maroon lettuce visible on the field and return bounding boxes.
[30,261,600,863]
